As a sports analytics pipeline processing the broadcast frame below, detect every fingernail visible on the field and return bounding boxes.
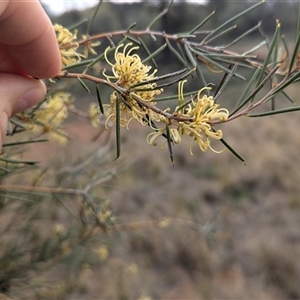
[16,87,46,113]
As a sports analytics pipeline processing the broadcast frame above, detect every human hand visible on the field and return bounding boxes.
[0,0,61,147]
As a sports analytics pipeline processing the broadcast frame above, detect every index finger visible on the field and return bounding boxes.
[0,0,61,78]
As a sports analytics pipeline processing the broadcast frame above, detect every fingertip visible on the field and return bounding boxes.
[0,74,47,116]
[34,23,62,78]
[0,1,62,79]
[15,80,46,113]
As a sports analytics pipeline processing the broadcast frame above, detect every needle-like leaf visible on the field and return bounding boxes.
[248,106,300,117]
[96,84,104,114]
[165,123,174,165]
[86,0,103,35]
[115,95,121,160]
[77,77,90,93]
[202,1,264,44]
[147,0,174,32]
[188,9,215,35]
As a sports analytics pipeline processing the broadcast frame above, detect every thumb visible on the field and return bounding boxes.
[0,73,46,147]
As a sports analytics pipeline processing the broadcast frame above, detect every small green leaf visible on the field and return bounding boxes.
[214,64,238,102]
[125,35,141,45]
[231,66,261,116]
[223,22,261,49]
[188,9,215,35]
[219,137,245,164]
[233,65,279,116]
[130,68,187,89]
[83,54,107,74]
[68,19,88,31]
[202,1,264,44]
[184,44,207,87]
[86,0,103,35]
[166,40,187,67]
[147,0,174,31]
[115,95,121,160]
[0,157,39,165]
[156,91,198,102]
[138,37,158,69]
[96,84,104,114]
[269,72,300,97]
[205,25,237,45]
[77,77,90,93]
[255,20,281,86]
[176,99,192,113]
[2,139,48,147]
[297,2,300,36]
[62,59,94,71]
[248,106,300,117]
[280,90,295,105]
[288,30,300,74]
[142,43,167,64]
[127,23,137,31]
[165,123,174,165]
[191,48,245,80]
[150,67,196,90]
[243,40,267,56]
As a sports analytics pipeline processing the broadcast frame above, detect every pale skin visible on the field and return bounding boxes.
[0,0,61,147]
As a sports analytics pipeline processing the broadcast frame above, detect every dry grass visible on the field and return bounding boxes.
[101,111,300,299]
[54,106,300,299]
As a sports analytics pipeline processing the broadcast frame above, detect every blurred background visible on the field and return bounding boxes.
[1,1,300,299]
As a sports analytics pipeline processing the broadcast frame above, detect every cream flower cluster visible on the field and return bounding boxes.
[147,85,229,154]
[103,43,163,128]
[54,24,100,67]
[102,44,229,154]
[20,92,73,143]
[54,24,81,67]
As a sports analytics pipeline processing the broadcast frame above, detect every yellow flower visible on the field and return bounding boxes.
[146,127,165,146]
[181,87,229,154]
[88,103,101,128]
[146,85,229,154]
[82,34,101,58]
[95,245,109,261]
[98,199,112,224]
[54,24,81,67]
[36,92,71,124]
[53,223,67,239]
[146,125,182,147]
[25,92,72,144]
[48,130,69,144]
[103,43,163,129]
[104,43,157,89]
[102,47,229,156]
